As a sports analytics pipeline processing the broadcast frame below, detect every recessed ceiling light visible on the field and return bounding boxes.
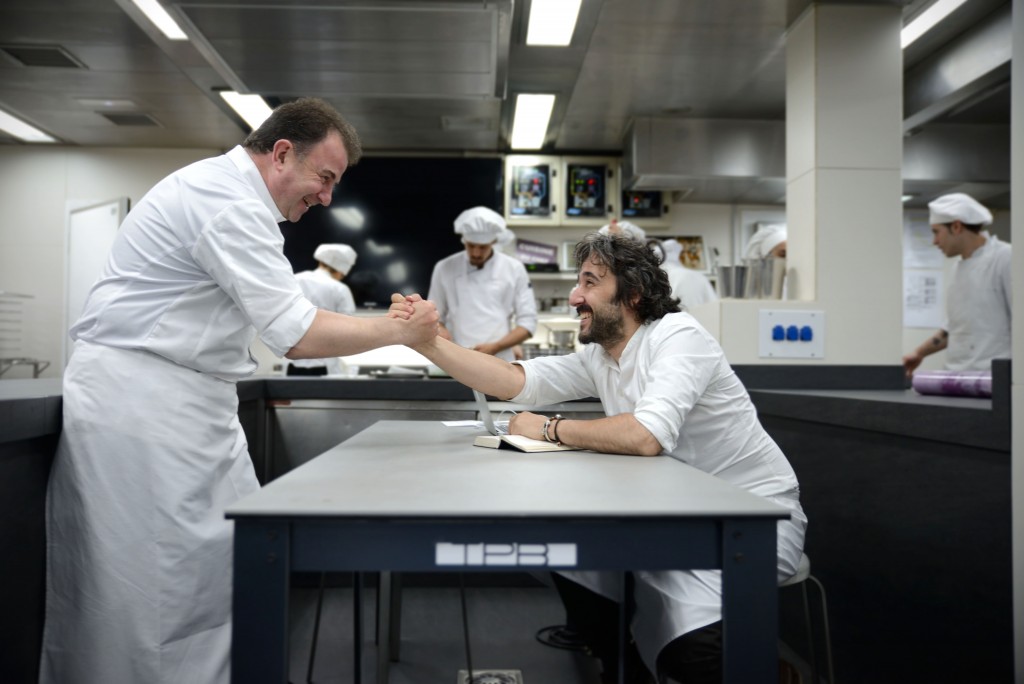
[129,0,189,41]
[75,98,139,109]
[901,0,968,49]
[526,0,582,46]
[0,108,57,143]
[219,91,273,130]
[510,94,555,150]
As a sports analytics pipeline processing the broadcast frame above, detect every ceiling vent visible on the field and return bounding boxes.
[441,116,494,132]
[0,45,86,68]
[99,112,161,127]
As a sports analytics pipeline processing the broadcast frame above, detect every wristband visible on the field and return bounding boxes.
[543,414,563,443]
[552,417,564,446]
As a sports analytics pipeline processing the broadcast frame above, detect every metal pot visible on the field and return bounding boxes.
[548,329,576,348]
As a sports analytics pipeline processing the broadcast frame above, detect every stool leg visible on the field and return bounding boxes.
[808,575,835,684]
[799,583,818,684]
[307,572,327,683]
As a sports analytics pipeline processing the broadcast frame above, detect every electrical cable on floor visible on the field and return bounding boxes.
[459,572,475,684]
[535,624,588,651]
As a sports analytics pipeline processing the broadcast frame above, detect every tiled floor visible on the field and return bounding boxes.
[286,574,821,684]
[288,576,603,684]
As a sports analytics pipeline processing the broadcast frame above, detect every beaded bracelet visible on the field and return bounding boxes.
[552,417,564,446]
[543,414,564,443]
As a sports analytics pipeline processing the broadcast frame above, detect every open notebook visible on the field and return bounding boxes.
[472,389,574,452]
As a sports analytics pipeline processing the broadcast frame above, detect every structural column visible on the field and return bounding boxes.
[785,3,903,360]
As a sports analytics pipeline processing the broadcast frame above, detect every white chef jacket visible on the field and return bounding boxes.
[427,250,537,362]
[662,262,718,309]
[70,145,317,381]
[291,268,356,370]
[944,233,1012,371]
[513,311,806,670]
[42,146,315,684]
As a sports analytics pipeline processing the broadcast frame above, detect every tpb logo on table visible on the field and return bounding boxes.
[435,542,577,566]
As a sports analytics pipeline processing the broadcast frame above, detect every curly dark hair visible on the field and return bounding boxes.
[242,97,362,165]
[574,232,680,324]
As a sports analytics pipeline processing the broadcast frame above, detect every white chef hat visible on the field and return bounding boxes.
[314,243,357,275]
[744,223,787,259]
[454,206,513,245]
[598,220,646,242]
[661,238,683,263]
[928,193,993,226]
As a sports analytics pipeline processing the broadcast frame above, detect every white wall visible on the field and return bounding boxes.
[0,146,220,379]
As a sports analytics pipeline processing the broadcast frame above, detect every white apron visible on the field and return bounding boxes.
[560,491,805,672]
[40,341,259,684]
[448,268,518,362]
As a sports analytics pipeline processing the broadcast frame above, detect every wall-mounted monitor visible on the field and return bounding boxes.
[622,190,663,218]
[565,163,607,218]
[509,162,553,218]
[280,157,503,309]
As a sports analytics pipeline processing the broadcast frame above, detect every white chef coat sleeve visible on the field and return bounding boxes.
[999,246,1012,312]
[427,261,450,326]
[192,199,316,357]
[511,262,538,334]
[631,324,718,453]
[512,353,597,405]
[337,282,356,316]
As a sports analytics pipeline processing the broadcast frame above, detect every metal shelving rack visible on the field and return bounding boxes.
[0,291,50,378]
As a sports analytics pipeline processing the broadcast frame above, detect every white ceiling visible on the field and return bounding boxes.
[0,0,1010,206]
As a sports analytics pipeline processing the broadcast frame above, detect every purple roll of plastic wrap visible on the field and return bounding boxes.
[912,370,992,398]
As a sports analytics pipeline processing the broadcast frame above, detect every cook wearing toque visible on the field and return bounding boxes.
[289,242,359,375]
[426,206,538,361]
[903,193,1011,376]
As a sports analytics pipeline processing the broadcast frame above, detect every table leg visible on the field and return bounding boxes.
[232,520,290,684]
[721,519,778,684]
[377,571,391,684]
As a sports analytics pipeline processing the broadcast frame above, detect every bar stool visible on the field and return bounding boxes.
[779,553,834,684]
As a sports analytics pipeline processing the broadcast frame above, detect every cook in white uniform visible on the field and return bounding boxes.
[392,232,806,683]
[598,217,646,242]
[427,207,537,362]
[745,223,787,259]
[289,243,358,376]
[658,238,718,309]
[41,98,438,684]
[903,193,1011,376]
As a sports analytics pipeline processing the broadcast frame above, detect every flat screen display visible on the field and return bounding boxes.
[566,163,607,217]
[281,157,504,309]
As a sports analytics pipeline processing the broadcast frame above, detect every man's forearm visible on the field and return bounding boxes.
[286,307,434,359]
[490,325,533,353]
[915,329,948,358]
[414,336,526,399]
[514,412,662,457]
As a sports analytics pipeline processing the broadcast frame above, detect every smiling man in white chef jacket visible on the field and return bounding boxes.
[41,98,438,684]
[392,232,806,684]
[426,207,537,361]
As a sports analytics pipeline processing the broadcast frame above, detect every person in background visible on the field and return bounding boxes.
[745,223,787,259]
[599,217,647,242]
[42,98,438,684]
[391,232,806,684]
[427,206,537,361]
[657,238,718,309]
[289,242,358,376]
[903,193,1010,377]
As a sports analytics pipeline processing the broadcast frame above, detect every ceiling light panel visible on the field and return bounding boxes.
[901,0,968,49]
[510,94,555,149]
[526,0,583,46]
[219,91,272,130]
[130,0,189,41]
[0,109,57,143]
